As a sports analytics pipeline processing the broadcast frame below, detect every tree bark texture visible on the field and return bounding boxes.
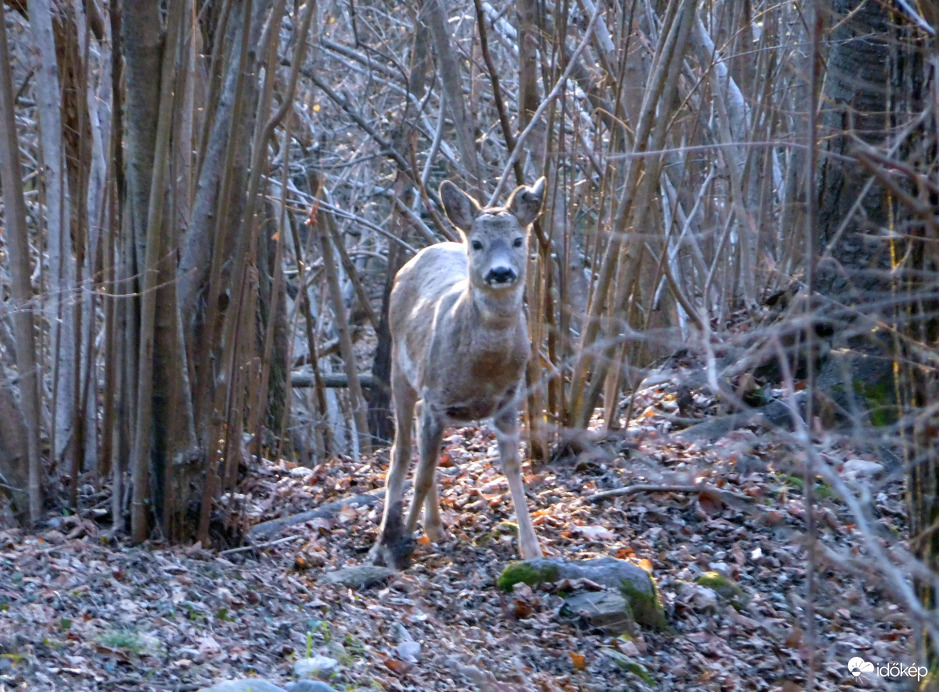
[368,19,431,447]
[0,372,31,522]
[27,0,76,470]
[423,0,481,190]
[0,0,44,523]
[816,0,892,308]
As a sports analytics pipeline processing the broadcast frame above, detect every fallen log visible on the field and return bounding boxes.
[249,487,385,541]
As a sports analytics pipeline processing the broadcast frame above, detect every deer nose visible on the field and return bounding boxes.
[486,266,517,285]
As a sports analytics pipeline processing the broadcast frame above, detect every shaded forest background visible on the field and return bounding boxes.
[1,0,938,683]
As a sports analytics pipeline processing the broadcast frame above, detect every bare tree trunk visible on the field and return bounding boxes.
[317,211,372,457]
[256,203,290,441]
[514,0,549,461]
[811,0,898,426]
[817,0,892,308]
[123,0,184,541]
[368,18,431,447]
[121,0,161,540]
[423,0,481,189]
[178,0,268,353]
[0,0,44,522]
[567,0,695,430]
[194,0,271,544]
[28,0,77,474]
[186,1,270,480]
[0,370,31,522]
[104,0,129,531]
[515,0,543,175]
[243,0,314,464]
[79,2,111,476]
[154,3,199,542]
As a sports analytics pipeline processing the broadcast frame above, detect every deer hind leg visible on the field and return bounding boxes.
[371,368,418,568]
[406,403,445,542]
[494,402,543,560]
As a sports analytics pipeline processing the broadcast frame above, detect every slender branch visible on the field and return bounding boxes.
[586,483,753,505]
[488,1,603,203]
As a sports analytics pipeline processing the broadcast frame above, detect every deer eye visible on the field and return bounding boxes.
[471,240,483,251]
[513,237,524,248]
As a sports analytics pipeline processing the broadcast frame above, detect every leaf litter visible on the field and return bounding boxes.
[0,381,914,691]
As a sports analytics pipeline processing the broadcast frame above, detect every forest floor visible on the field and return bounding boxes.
[0,375,917,691]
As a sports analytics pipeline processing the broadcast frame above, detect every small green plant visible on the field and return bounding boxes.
[185,604,206,623]
[780,474,804,491]
[344,632,365,654]
[98,630,145,656]
[318,620,331,643]
[336,633,367,665]
[778,473,834,500]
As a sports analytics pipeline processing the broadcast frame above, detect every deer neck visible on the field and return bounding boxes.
[463,281,525,331]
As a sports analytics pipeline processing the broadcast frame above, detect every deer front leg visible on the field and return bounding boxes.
[371,370,418,569]
[495,403,543,560]
[406,403,445,542]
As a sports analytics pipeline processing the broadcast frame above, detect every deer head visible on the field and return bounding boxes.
[439,178,546,292]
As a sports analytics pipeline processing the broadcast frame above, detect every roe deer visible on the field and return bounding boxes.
[371,178,546,569]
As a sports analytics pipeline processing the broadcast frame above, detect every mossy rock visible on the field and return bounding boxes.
[695,571,750,610]
[602,649,654,683]
[619,571,667,630]
[497,559,561,591]
[815,344,899,428]
[852,378,897,427]
[498,557,666,630]
[559,590,634,635]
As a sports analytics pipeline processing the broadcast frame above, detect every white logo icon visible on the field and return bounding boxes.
[848,657,874,678]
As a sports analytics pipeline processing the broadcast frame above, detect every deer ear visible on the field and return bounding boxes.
[439,180,481,233]
[506,177,546,227]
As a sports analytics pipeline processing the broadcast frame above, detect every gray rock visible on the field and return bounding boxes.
[286,682,341,692]
[675,396,803,442]
[559,590,634,634]
[814,342,897,428]
[322,564,394,589]
[293,654,340,678]
[675,413,750,442]
[198,681,287,692]
[563,557,654,592]
[498,557,666,629]
[675,581,720,613]
[843,458,884,480]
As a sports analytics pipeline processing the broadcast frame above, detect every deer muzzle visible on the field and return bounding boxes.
[485,264,518,287]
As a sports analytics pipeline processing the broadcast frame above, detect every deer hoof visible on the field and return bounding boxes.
[423,525,447,545]
[369,534,415,571]
[520,543,544,560]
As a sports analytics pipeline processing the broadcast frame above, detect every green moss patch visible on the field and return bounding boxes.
[695,571,750,610]
[619,576,667,630]
[497,561,560,591]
